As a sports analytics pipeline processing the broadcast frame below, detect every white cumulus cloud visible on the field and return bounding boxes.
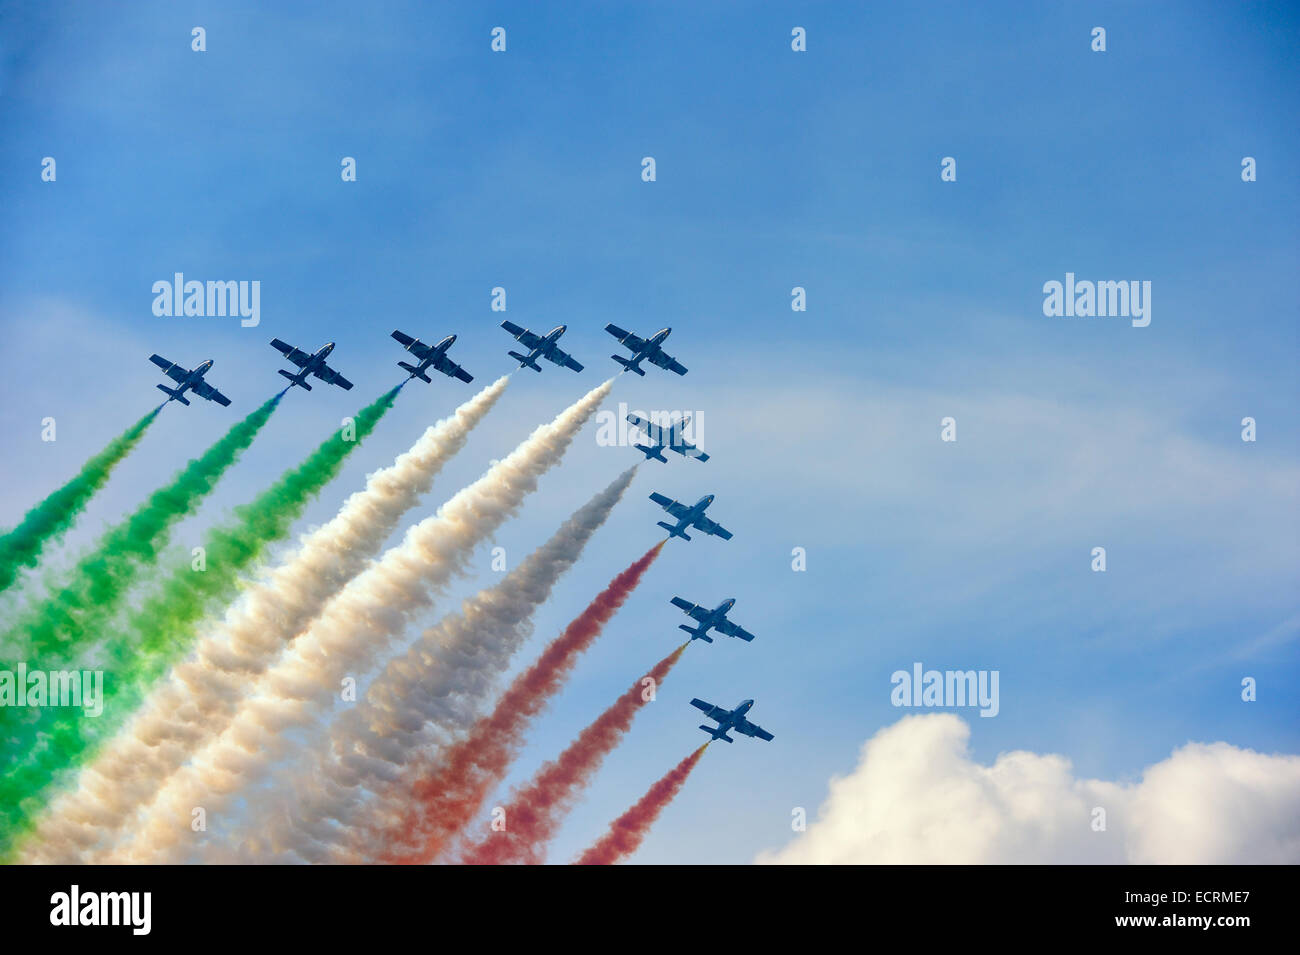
[758,714,1300,864]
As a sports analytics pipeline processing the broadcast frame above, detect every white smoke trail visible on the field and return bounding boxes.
[231,466,638,863]
[111,379,613,863]
[20,377,509,864]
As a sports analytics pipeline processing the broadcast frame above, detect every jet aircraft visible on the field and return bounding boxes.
[604,324,687,376]
[670,596,753,643]
[648,492,732,541]
[690,698,774,743]
[148,354,231,407]
[390,330,474,383]
[500,322,583,373]
[626,413,708,463]
[269,339,354,391]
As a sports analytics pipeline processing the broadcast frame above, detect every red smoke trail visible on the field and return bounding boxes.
[377,540,666,865]
[573,744,710,865]
[455,642,689,865]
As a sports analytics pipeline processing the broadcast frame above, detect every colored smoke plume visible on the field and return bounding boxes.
[0,406,159,595]
[112,380,612,863]
[456,642,689,865]
[573,744,709,865]
[377,540,665,864]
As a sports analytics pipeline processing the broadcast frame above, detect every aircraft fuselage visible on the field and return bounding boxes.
[701,700,755,741]
[161,358,214,402]
[283,342,335,386]
[662,493,714,539]
[624,327,671,372]
[406,334,456,376]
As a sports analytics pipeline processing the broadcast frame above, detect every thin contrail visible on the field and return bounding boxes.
[111,379,613,863]
[20,378,507,863]
[0,406,160,595]
[370,540,665,865]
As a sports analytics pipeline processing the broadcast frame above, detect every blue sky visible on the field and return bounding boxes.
[1,1,1297,863]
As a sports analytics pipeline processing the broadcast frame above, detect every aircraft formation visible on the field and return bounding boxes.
[145,320,773,744]
[146,322,687,404]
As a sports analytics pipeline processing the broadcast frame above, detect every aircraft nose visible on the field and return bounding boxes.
[447,334,457,344]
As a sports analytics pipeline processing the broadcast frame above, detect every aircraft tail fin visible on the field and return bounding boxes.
[398,361,433,383]
[700,725,733,742]
[277,369,310,390]
[611,355,646,376]
[680,625,712,642]
[508,351,543,372]
[637,444,669,463]
[156,384,190,405]
[657,521,689,541]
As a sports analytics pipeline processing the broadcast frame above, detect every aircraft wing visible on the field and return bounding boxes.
[627,414,665,442]
[670,597,711,622]
[501,321,542,349]
[605,323,646,353]
[313,363,354,390]
[546,347,583,372]
[434,354,474,383]
[149,354,189,382]
[648,349,688,376]
[392,331,435,360]
[649,492,690,519]
[669,441,708,462]
[271,338,313,367]
[735,717,774,741]
[690,698,729,722]
[693,514,733,540]
[190,379,232,407]
[716,619,755,642]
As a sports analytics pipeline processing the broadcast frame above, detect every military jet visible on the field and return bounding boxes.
[148,354,231,407]
[648,492,732,541]
[670,596,753,643]
[690,698,774,743]
[604,324,687,376]
[627,413,708,463]
[269,339,353,391]
[390,330,474,383]
[500,321,583,373]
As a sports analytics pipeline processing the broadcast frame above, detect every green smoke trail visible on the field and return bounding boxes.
[0,387,400,857]
[1,393,283,663]
[0,407,160,595]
